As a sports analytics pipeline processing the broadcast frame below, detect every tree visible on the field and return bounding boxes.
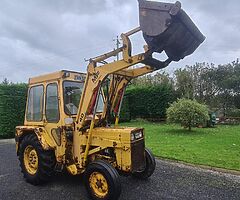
[205,60,240,115]
[174,68,194,99]
[166,98,209,131]
[174,63,216,104]
[173,61,240,115]
[1,78,9,85]
[189,63,216,104]
[131,70,174,87]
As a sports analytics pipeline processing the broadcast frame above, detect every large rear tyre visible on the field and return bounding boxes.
[84,160,121,200]
[18,134,56,185]
[133,148,156,179]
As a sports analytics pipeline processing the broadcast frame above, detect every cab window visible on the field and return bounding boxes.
[63,81,104,115]
[63,81,84,115]
[46,83,60,122]
[26,85,44,121]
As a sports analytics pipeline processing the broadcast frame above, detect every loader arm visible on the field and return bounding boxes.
[74,28,170,164]
[74,0,205,166]
[75,27,169,131]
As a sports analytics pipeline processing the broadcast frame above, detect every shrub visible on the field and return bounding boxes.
[167,98,209,131]
[226,108,240,117]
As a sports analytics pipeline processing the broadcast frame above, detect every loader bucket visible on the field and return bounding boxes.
[138,0,205,61]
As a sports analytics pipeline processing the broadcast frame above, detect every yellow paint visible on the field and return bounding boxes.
[115,116,119,127]
[89,172,109,198]
[24,145,38,175]
[66,164,78,175]
[83,118,96,165]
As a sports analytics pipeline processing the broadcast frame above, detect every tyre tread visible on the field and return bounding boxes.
[85,160,121,200]
[18,133,55,185]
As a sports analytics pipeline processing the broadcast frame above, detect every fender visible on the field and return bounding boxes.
[15,126,56,154]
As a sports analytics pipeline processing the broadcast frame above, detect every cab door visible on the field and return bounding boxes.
[44,82,64,160]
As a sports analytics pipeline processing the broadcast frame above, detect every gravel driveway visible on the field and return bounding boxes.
[0,139,239,200]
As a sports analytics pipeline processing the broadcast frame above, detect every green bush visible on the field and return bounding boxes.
[126,84,176,120]
[167,98,209,131]
[0,83,28,138]
[226,108,240,117]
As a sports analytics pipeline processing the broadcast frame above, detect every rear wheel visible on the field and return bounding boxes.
[133,148,156,179]
[18,134,56,185]
[84,160,121,200]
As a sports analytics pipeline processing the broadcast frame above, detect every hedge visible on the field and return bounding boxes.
[0,83,175,138]
[126,84,177,120]
[0,84,28,138]
[119,95,131,122]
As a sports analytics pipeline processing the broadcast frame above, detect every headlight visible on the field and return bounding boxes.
[135,131,143,139]
[131,133,135,141]
[131,131,143,141]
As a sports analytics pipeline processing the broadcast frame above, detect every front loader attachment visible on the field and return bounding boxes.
[138,0,205,61]
[76,0,206,132]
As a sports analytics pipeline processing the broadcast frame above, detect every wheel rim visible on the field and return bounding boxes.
[89,172,109,198]
[24,145,38,175]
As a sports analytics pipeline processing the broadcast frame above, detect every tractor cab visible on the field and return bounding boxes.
[24,70,87,125]
[25,70,105,125]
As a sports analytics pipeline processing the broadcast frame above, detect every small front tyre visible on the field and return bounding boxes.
[84,160,121,200]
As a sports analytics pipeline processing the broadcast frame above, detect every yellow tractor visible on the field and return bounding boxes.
[15,1,205,199]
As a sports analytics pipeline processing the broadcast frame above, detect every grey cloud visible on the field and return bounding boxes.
[0,0,239,82]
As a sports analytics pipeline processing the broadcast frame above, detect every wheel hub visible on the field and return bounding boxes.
[24,145,38,175]
[89,172,108,198]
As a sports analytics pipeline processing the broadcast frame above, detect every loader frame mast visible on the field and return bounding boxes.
[76,28,146,128]
[74,27,171,166]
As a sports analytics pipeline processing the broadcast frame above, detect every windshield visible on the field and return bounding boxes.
[63,81,84,115]
[63,81,104,115]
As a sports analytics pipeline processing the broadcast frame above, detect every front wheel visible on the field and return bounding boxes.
[132,148,156,179]
[84,160,121,200]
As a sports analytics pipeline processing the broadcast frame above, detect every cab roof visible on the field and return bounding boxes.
[29,70,86,85]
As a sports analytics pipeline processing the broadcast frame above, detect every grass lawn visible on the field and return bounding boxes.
[121,120,240,171]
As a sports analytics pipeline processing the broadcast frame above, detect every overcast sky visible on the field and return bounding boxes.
[0,0,239,83]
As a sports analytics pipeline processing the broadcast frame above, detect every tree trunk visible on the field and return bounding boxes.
[188,121,192,131]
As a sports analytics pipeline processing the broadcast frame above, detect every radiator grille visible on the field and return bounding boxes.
[131,139,145,172]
